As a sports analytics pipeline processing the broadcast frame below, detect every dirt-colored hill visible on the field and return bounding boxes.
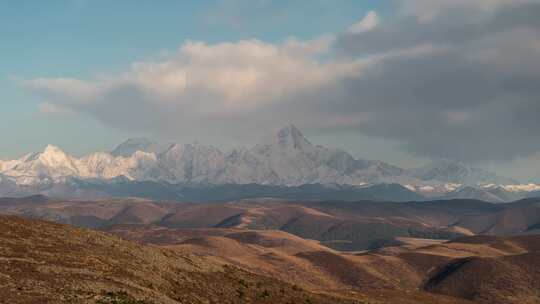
[111,224,540,304]
[4,212,539,303]
[424,251,540,303]
[455,199,540,235]
[2,196,540,303]
[0,196,496,250]
[2,196,538,242]
[110,225,393,292]
[386,234,540,304]
[0,215,480,304]
[0,215,368,304]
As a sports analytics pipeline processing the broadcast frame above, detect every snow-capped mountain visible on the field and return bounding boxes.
[2,145,82,186]
[0,124,537,202]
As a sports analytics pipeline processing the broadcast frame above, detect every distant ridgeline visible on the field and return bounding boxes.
[1,125,538,202]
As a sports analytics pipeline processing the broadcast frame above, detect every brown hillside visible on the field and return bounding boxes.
[109,224,482,303]
[0,215,367,304]
[424,252,540,304]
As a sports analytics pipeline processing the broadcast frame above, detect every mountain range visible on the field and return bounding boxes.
[1,125,538,202]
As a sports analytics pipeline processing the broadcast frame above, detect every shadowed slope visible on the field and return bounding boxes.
[410,234,540,304]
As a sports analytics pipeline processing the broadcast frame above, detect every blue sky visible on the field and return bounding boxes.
[0,0,383,157]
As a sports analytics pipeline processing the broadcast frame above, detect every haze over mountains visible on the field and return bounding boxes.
[1,125,538,202]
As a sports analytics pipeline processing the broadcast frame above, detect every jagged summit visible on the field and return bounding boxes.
[33,145,80,174]
[275,124,312,150]
[24,145,65,161]
[43,144,63,153]
[40,144,68,158]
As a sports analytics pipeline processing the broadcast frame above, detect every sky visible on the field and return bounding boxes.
[1,0,539,182]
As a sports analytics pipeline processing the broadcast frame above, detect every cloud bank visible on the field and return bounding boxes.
[26,0,540,163]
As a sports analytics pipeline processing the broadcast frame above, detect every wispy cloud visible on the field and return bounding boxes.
[347,11,379,34]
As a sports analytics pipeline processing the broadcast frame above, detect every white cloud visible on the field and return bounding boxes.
[23,25,483,147]
[26,37,370,138]
[347,11,379,34]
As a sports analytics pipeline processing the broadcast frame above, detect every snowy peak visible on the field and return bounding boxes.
[38,145,72,165]
[0,125,528,197]
[0,145,83,185]
[21,144,79,173]
[275,124,312,150]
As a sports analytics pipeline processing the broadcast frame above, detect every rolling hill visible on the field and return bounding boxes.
[109,222,540,304]
[0,215,482,304]
[0,215,363,304]
[0,196,501,250]
[2,194,540,303]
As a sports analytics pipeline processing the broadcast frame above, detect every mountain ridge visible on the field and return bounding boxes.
[0,125,534,201]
